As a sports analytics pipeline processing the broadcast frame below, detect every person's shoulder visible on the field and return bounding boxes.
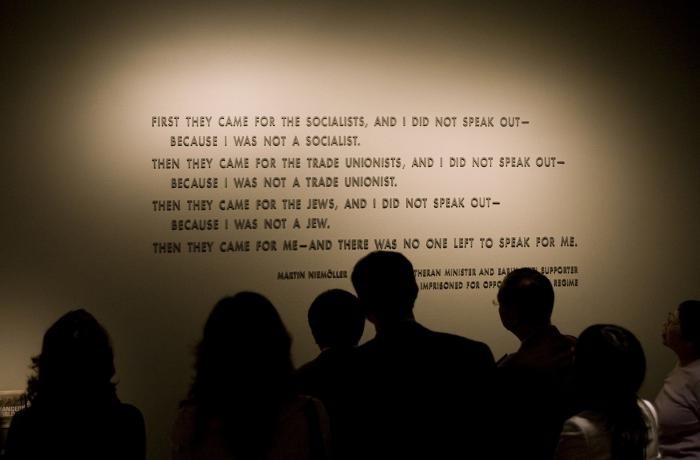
[171,401,198,446]
[296,354,324,377]
[429,329,494,359]
[432,329,487,347]
[354,337,380,358]
[4,406,36,456]
[9,405,33,420]
[7,405,35,430]
[558,332,577,349]
[680,359,700,383]
[8,404,51,433]
[278,394,326,422]
[301,348,351,368]
[387,326,495,371]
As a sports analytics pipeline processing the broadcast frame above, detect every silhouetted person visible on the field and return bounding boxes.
[306,289,365,353]
[496,267,577,459]
[4,309,145,460]
[344,251,495,460]
[296,289,364,436]
[555,324,659,459]
[172,292,330,460]
[656,299,700,459]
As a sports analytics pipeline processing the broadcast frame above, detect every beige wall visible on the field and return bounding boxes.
[1,3,698,459]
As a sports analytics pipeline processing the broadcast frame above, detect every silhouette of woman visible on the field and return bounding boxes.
[172,292,330,460]
[4,309,145,460]
[555,324,659,459]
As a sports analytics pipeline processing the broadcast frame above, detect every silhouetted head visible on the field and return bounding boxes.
[663,300,700,359]
[575,324,646,407]
[193,292,293,395]
[308,289,365,350]
[497,268,554,336]
[351,251,418,325]
[678,300,700,352]
[28,309,116,406]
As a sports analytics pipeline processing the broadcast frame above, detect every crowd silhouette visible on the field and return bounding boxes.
[1,251,698,460]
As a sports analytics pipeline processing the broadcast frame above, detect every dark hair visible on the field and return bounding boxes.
[575,324,648,459]
[678,300,700,353]
[27,309,117,408]
[308,289,365,349]
[188,292,294,458]
[351,251,418,321]
[497,268,554,325]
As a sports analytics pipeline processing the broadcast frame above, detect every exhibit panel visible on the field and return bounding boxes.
[1,3,698,459]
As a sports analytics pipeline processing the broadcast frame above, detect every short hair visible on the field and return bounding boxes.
[351,251,418,321]
[678,300,700,352]
[497,268,554,325]
[308,289,365,348]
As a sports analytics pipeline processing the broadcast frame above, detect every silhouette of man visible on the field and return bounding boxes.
[496,267,577,460]
[345,251,495,460]
[298,289,365,397]
[296,289,365,455]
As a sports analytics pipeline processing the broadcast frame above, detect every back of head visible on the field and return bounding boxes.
[678,300,700,354]
[29,309,116,407]
[351,251,418,323]
[308,289,365,349]
[194,292,293,398]
[497,267,554,327]
[576,324,646,402]
[575,324,648,459]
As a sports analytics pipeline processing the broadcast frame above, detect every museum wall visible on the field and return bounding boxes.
[1,2,698,459]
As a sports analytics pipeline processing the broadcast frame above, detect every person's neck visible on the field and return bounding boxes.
[677,350,700,367]
[516,323,553,344]
[374,314,415,336]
